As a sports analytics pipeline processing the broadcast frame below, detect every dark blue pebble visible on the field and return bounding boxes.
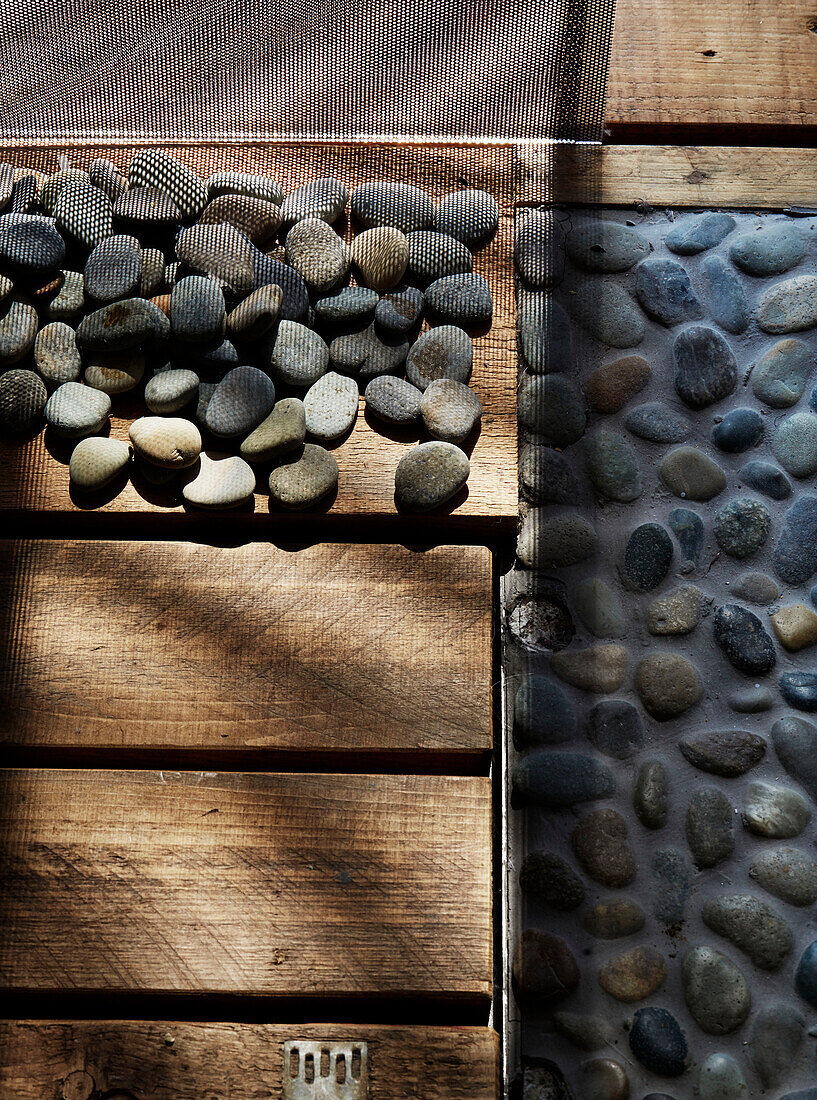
[634,257,701,326]
[795,940,817,1008]
[623,523,673,591]
[774,494,817,584]
[702,254,750,334]
[712,406,763,452]
[665,211,735,255]
[713,604,777,675]
[772,715,817,797]
[668,508,704,565]
[629,1007,688,1077]
[780,671,817,713]
[511,752,615,808]
[740,460,792,500]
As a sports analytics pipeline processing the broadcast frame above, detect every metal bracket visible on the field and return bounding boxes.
[283,1041,368,1099]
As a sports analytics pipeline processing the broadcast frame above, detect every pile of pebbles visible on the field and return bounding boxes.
[0,151,497,510]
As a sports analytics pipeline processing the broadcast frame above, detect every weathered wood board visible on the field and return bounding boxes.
[516,144,817,209]
[0,142,517,528]
[0,769,492,999]
[0,540,492,761]
[0,1021,499,1099]
[608,0,817,131]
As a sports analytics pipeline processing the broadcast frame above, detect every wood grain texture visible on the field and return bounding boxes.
[608,0,817,128]
[0,769,492,999]
[0,142,517,528]
[516,144,817,209]
[0,1021,499,1099]
[0,540,492,758]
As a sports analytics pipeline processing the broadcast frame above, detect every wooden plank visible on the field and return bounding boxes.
[608,0,817,129]
[0,142,517,528]
[0,540,492,760]
[516,144,817,209]
[0,1021,499,1099]
[0,769,492,999]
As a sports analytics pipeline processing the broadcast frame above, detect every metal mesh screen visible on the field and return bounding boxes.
[0,0,615,142]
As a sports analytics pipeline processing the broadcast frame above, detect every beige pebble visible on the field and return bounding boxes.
[129,415,202,468]
[772,603,817,651]
[550,645,628,694]
[351,226,409,291]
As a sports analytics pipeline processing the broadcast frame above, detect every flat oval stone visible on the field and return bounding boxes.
[512,929,579,1003]
[45,381,111,437]
[772,604,817,651]
[199,193,281,245]
[750,1003,806,1088]
[45,269,84,320]
[207,171,284,206]
[303,371,358,440]
[729,685,775,712]
[773,411,817,476]
[566,221,649,272]
[268,443,338,509]
[584,354,650,413]
[713,407,763,452]
[628,1008,687,1077]
[351,181,433,234]
[744,780,811,838]
[53,183,113,249]
[682,946,750,1033]
[434,189,498,246]
[775,493,817,583]
[584,899,645,938]
[425,272,492,325]
[406,325,472,391]
[622,522,672,591]
[731,222,805,276]
[375,287,423,334]
[703,893,793,971]
[176,223,255,297]
[182,452,256,508]
[85,349,145,394]
[280,178,348,228]
[698,1054,748,1100]
[520,446,581,505]
[586,700,643,759]
[515,209,564,289]
[0,368,46,434]
[240,398,305,462]
[625,401,691,443]
[714,604,776,674]
[145,368,199,414]
[420,378,481,443]
[598,945,666,1003]
[205,365,276,438]
[0,213,65,274]
[635,653,702,720]
[680,729,766,777]
[406,231,472,284]
[517,373,586,442]
[351,226,409,291]
[753,338,813,407]
[635,257,701,326]
[758,275,817,333]
[569,281,645,348]
[171,275,225,345]
[0,298,37,364]
[702,254,750,334]
[34,322,81,388]
[583,429,642,501]
[796,941,817,1008]
[673,324,738,408]
[573,577,626,638]
[571,809,635,888]
[734,571,780,604]
[8,174,39,216]
[140,249,165,296]
[285,217,349,295]
[512,752,615,808]
[634,761,669,829]
[517,510,596,570]
[686,787,734,869]
[77,297,169,351]
[88,158,127,202]
[227,284,282,341]
[69,436,130,491]
[84,234,140,302]
[314,286,379,326]
[330,323,409,380]
[740,460,791,500]
[652,848,692,926]
[660,445,726,500]
[647,584,702,635]
[519,851,585,910]
[252,253,309,322]
[129,415,201,467]
[364,375,422,425]
[513,675,575,747]
[552,1012,619,1053]
[394,441,469,511]
[550,643,627,694]
[114,186,183,227]
[268,320,329,386]
[714,497,771,558]
[780,671,817,712]
[665,212,735,254]
[128,149,208,219]
[750,847,817,907]
[518,295,573,375]
[41,169,88,216]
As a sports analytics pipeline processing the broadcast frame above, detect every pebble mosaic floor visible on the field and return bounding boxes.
[507,207,817,1099]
